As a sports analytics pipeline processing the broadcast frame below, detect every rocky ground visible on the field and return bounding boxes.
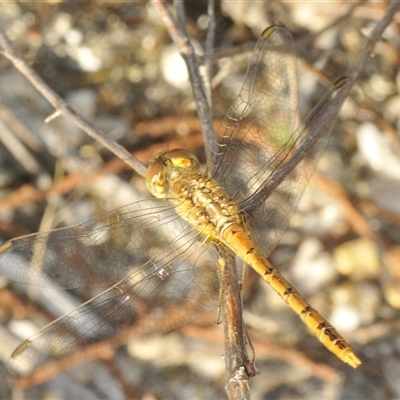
[0,2,399,399]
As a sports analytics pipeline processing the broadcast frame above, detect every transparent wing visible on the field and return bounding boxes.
[0,200,189,288]
[209,26,344,256]
[209,26,298,200]
[1,201,219,375]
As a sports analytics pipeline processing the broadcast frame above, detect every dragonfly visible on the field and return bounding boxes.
[0,26,361,377]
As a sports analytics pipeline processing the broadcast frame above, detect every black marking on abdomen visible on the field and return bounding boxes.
[264,268,273,275]
[301,306,311,314]
[324,328,338,342]
[317,322,327,330]
[283,287,294,296]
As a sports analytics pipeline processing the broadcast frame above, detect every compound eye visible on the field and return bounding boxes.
[166,149,200,170]
[145,149,200,199]
[146,152,167,198]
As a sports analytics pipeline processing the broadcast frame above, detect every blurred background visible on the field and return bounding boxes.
[0,1,399,399]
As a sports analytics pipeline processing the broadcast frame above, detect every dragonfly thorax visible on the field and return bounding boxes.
[146,148,243,241]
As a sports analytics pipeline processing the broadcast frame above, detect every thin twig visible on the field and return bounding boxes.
[219,254,253,400]
[151,0,217,167]
[0,28,147,178]
[174,0,186,33]
[299,1,365,46]
[335,0,400,100]
[14,297,210,389]
[243,0,400,213]
[204,0,216,107]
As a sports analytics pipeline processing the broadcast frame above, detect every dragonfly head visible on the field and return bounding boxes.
[146,149,200,198]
